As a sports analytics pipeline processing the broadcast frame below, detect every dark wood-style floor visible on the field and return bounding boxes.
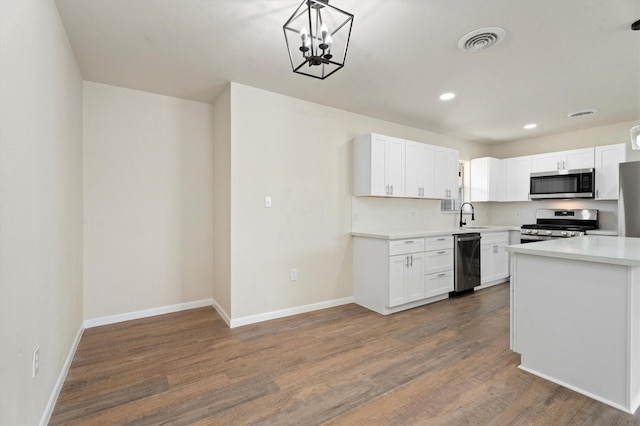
[50,284,640,425]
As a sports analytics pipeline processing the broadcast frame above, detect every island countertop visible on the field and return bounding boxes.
[506,235,640,267]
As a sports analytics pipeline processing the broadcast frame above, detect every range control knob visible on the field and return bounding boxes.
[568,231,575,237]
[561,231,568,236]
[531,230,539,235]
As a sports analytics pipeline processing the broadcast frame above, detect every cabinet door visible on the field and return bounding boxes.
[505,156,532,201]
[595,144,626,200]
[480,244,494,284]
[426,270,454,298]
[386,136,405,197]
[388,255,408,307]
[353,133,387,196]
[531,152,563,173]
[564,148,594,170]
[406,141,433,198]
[470,157,490,202]
[434,147,459,199]
[369,134,387,196]
[492,244,509,280]
[407,253,426,302]
[471,157,505,202]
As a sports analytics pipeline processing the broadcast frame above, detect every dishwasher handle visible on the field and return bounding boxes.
[456,235,481,243]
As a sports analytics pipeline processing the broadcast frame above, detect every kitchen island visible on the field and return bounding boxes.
[507,236,640,413]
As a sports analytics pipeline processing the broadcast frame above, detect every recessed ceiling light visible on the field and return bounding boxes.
[439,92,455,101]
[523,123,537,130]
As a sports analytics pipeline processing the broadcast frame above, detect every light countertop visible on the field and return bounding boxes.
[351,226,520,240]
[506,236,640,267]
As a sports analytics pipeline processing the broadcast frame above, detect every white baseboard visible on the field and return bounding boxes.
[83,298,214,329]
[518,364,636,414]
[40,325,84,426]
[229,296,354,328]
[212,299,232,327]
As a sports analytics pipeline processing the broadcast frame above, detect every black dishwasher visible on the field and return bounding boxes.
[451,233,481,294]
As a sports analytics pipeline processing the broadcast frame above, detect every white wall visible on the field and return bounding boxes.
[0,1,83,424]
[224,83,490,320]
[212,86,232,317]
[489,120,640,160]
[83,82,214,320]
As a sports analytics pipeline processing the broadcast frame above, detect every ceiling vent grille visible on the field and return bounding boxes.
[458,27,506,52]
[568,109,597,118]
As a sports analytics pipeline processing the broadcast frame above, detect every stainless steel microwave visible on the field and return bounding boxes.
[529,168,595,199]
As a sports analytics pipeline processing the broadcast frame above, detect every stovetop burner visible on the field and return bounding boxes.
[521,224,594,232]
[520,208,599,241]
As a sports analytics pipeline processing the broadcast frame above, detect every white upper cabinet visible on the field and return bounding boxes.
[531,148,594,173]
[433,147,459,200]
[470,157,505,202]
[353,133,405,197]
[595,143,627,200]
[353,133,458,200]
[405,140,434,198]
[505,156,532,202]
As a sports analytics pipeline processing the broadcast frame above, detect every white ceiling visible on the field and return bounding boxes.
[55,0,640,144]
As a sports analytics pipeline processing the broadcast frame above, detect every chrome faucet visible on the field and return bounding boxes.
[459,202,475,228]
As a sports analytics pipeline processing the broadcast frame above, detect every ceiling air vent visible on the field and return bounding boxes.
[457,27,506,52]
[568,109,597,118]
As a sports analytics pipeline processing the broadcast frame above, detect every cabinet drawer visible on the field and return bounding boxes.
[426,270,454,298]
[424,235,453,251]
[425,248,453,274]
[480,232,509,246]
[389,238,425,256]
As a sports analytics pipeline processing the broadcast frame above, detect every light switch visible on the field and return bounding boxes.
[265,196,272,208]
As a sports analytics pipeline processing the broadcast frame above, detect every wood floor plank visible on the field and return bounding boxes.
[50,284,640,425]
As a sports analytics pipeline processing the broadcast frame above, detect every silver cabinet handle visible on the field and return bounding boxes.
[437,250,446,254]
[390,185,393,195]
[385,185,389,195]
[557,161,560,170]
[404,240,415,244]
[406,256,409,267]
[493,245,498,253]
[437,237,446,241]
[438,273,446,277]
[410,255,413,267]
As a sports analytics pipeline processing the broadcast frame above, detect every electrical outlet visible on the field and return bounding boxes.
[32,346,39,378]
[290,269,298,281]
[265,196,272,208]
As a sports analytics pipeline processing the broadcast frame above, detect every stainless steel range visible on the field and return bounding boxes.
[520,209,599,243]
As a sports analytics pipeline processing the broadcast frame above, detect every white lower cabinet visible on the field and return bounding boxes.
[426,270,454,298]
[353,235,453,315]
[478,232,509,288]
[388,252,426,307]
[424,235,454,297]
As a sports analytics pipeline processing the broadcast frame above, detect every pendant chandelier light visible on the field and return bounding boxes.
[283,0,354,79]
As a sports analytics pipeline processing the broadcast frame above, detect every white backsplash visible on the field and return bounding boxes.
[351,196,492,233]
[352,196,619,233]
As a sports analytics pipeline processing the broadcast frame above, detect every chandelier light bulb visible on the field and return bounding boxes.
[300,27,308,43]
[321,23,328,38]
[326,34,333,47]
